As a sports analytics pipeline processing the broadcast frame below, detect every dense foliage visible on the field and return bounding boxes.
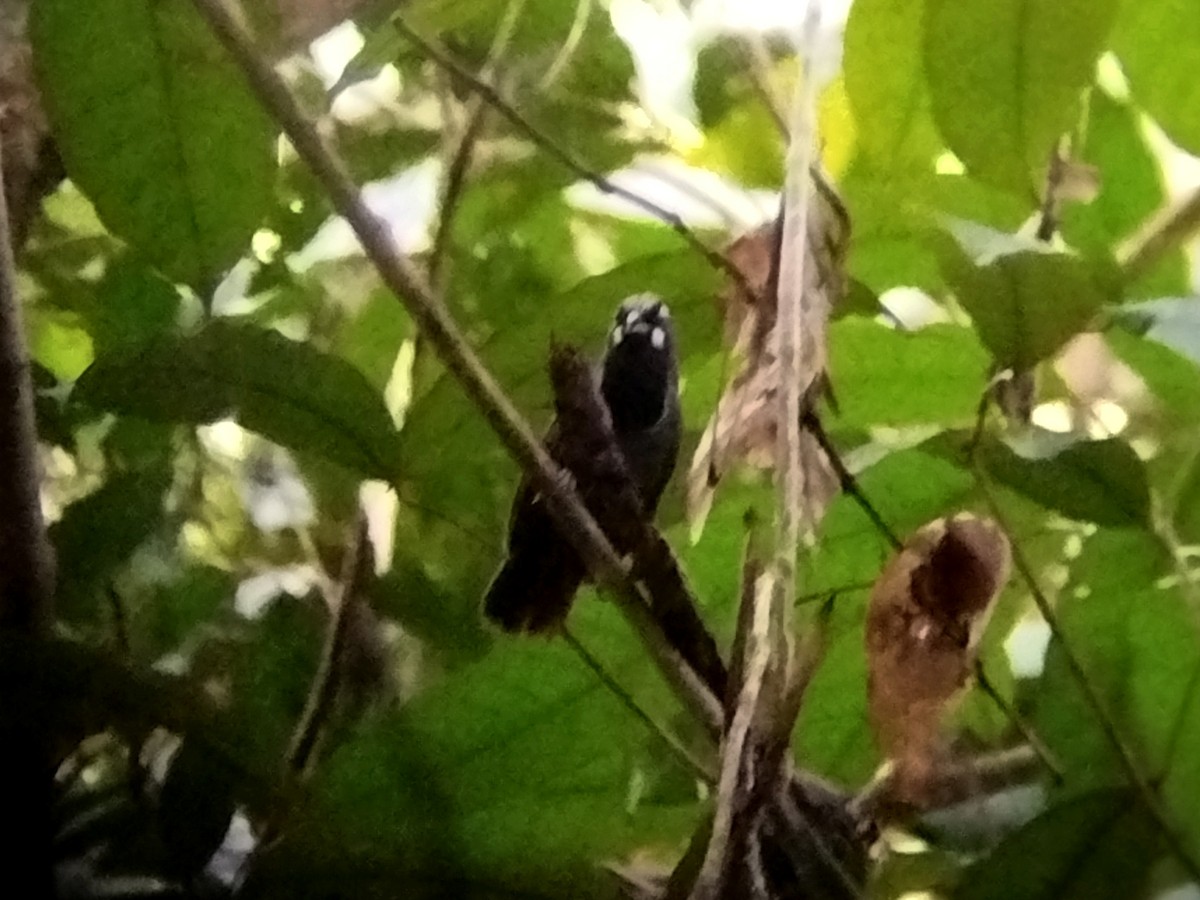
[8,0,1200,897]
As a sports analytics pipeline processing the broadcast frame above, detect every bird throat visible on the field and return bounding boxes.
[601,338,670,433]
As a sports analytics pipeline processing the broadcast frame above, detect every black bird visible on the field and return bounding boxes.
[484,295,682,633]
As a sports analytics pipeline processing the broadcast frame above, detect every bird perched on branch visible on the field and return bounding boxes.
[483,295,682,633]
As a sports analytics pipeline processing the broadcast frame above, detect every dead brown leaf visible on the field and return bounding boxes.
[687,182,847,532]
[865,513,1011,808]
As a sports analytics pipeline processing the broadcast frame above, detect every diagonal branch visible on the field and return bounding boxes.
[190,0,724,736]
[1118,184,1200,283]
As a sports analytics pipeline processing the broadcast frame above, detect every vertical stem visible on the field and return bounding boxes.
[0,126,58,898]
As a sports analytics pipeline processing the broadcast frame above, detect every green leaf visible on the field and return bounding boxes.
[979,436,1150,527]
[830,319,989,429]
[30,0,276,285]
[1113,0,1200,156]
[956,788,1158,899]
[73,321,403,483]
[250,603,698,898]
[52,469,172,626]
[923,0,1118,195]
[1031,526,1200,839]
[941,228,1116,369]
[843,0,942,168]
[332,287,412,393]
[1034,529,1200,856]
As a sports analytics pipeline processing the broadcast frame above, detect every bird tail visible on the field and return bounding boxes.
[483,551,583,634]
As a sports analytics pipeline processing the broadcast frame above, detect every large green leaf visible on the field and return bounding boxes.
[31,0,276,286]
[1113,0,1200,156]
[923,0,1118,195]
[843,0,942,168]
[1031,526,1200,861]
[941,228,1116,369]
[73,321,403,483]
[830,319,989,429]
[247,602,699,899]
[956,788,1159,899]
[979,436,1150,528]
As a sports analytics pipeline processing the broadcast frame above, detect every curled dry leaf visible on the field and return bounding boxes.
[687,179,848,531]
[865,513,1012,808]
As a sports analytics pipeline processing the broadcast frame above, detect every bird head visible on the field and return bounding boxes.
[601,294,678,431]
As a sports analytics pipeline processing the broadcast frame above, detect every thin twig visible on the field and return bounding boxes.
[690,566,775,900]
[563,627,716,784]
[975,472,1200,882]
[855,745,1043,815]
[108,586,131,657]
[740,36,788,138]
[795,581,874,606]
[1119,184,1200,283]
[1034,139,1068,242]
[801,409,903,551]
[392,18,759,304]
[974,660,1062,781]
[190,0,723,737]
[287,513,371,777]
[537,0,592,91]
[427,0,526,295]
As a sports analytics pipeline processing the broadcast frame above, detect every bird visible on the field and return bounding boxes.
[483,295,682,633]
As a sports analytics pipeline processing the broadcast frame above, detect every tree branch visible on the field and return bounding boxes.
[190,0,724,736]
[855,745,1043,816]
[1119,184,1200,283]
[0,114,57,900]
[286,512,371,778]
[0,129,53,631]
